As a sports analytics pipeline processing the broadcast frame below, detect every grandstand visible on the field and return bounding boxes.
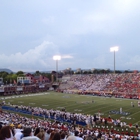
[59,73,140,99]
[59,75,75,90]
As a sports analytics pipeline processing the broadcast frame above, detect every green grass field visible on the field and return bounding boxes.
[1,91,140,126]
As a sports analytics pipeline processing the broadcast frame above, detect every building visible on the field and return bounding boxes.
[25,73,50,84]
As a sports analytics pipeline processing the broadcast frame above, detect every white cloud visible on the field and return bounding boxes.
[0,41,56,71]
[0,41,74,72]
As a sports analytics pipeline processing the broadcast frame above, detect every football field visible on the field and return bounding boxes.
[1,91,140,126]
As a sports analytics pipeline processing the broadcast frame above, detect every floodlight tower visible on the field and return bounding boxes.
[110,46,119,74]
[53,55,61,82]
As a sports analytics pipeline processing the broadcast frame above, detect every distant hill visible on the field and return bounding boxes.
[0,68,13,73]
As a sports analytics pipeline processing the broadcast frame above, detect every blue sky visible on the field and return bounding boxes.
[0,0,140,72]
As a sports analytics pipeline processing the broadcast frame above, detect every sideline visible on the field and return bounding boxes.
[0,92,50,100]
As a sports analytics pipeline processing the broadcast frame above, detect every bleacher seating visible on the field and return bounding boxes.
[59,73,140,98]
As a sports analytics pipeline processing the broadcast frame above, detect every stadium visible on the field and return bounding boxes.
[1,71,140,139]
[1,0,140,139]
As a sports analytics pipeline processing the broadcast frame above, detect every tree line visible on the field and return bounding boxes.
[0,71,52,85]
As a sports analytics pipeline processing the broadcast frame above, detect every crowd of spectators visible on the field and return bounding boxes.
[59,73,140,99]
[0,109,140,140]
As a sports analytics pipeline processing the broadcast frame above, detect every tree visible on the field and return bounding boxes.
[124,70,129,73]
[0,71,9,78]
[35,71,40,75]
[93,69,97,74]
[16,71,24,76]
[100,69,105,74]
[105,69,111,74]
[71,70,74,75]
[11,74,17,81]
[88,71,92,74]
[83,71,87,74]
[116,70,122,73]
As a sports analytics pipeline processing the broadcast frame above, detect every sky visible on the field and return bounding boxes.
[0,0,140,72]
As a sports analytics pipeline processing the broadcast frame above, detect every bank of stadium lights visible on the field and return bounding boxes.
[110,46,119,74]
[53,55,61,82]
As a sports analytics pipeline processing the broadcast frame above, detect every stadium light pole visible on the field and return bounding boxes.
[110,46,119,74]
[53,55,61,82]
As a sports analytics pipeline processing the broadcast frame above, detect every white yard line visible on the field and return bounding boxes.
[0,92,49,100]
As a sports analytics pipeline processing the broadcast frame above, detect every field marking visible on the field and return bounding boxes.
[0,92,50,100]
[85,103,115,113]
[120,109,140,124]
[63,95,129,114]
[18,101,24,103]
[29,103,35,104]
[125,109,140,117]
[133,120,140,125]
[42,104,49,106]
[104,102,137,117]
[87,98,134,118]
[109,108,132,117]
[60,98,104,112]
[4,92,140,125]
[81,94,139,102]
[85,96,131,115]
